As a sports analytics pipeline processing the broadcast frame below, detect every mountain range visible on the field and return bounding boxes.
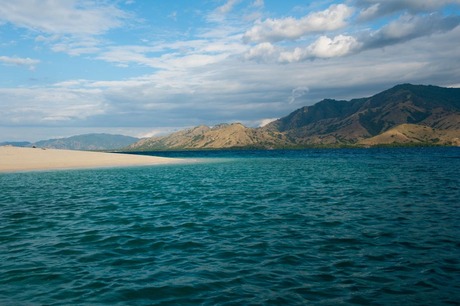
[2,84,458,151]
[34,133,139,150]
[126,84,460,150]
[0,134,139,151]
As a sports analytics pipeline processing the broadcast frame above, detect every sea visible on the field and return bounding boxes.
[1,148,459,305]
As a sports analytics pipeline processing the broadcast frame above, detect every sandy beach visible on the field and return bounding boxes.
[0,146,186,173]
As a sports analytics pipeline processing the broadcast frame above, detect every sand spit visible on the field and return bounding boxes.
[0,146,187,173]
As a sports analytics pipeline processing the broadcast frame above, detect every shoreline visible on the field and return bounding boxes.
[0,146,190,173]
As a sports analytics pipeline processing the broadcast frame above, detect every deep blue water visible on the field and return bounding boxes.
[1,148,459,305]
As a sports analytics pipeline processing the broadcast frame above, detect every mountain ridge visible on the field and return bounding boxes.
[126,84,460,151]
[30,133,140,151]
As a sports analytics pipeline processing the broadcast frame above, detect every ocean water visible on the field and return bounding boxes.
[1,148,459,305]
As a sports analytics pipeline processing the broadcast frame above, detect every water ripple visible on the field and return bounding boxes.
[1,148,459,305]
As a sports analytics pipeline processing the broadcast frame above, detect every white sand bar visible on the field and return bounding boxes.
[0,146,187,173]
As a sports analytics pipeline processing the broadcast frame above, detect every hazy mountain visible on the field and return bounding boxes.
[34,133,140,151]
[0,141,31,147]
[126,84,460,150]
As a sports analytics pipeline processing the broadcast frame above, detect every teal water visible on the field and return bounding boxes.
[1,148,459,305]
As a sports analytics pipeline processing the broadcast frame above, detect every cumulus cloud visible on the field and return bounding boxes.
[279,35,360,62]
[243,4,353,43]
[0,55,40,70]
[243,1,460,64]
[244,42,278,61]
[306,35,360,58]
[276,11,459,63]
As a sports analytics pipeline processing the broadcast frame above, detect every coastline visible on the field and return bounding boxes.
[0,146,189,173]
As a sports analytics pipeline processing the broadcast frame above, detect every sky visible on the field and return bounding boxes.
[1,0,459,142]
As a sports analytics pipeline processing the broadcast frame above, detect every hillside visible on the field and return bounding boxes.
[34,133,139,151]
[358,124,460,146]
[263,84,460,145]
[126,123,292,151]
[126,84,460,150]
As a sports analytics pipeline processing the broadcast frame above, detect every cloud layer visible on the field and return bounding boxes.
[243,1,460,63]
[0,0,459,141]
[0,55,40,69]
[0,0,126,35]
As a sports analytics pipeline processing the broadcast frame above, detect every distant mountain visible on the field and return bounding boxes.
[0,141,31,147]
[126,84,460,150]
[34,133,140,151]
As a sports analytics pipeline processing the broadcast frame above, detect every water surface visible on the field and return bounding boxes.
[1,148,459,305]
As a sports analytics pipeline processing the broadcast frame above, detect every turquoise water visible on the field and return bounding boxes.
[1,148,459,305]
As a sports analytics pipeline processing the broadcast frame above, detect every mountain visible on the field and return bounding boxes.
[126,84,460,150]
[263,84,460,145]
[0,141,31,147]
[34,133,140,151]
[126,123,291,151]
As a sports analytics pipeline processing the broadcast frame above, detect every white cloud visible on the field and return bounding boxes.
[98,42,236,71]
[278,47,305,64]
[305,35,360,58]
[95,30,248,70]
[258,118,277,127]
[208,0,247,22]
[244,42,278,61]
[243,4,354,43]
[0,55,40,69]
[217,0,242,14]
[136,128,179,138]
[0,1,128,58]
[0,87,106,126]
[243,3,459,64]
[0,0,127,35]
[53,79,89,88]
[50,36,102,56]
[252,0,264,8]
[166,53,231,70]
[279,35,360,62]
[97,46,159,68]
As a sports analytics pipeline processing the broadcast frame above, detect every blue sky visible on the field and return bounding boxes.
[1,0,459,141]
